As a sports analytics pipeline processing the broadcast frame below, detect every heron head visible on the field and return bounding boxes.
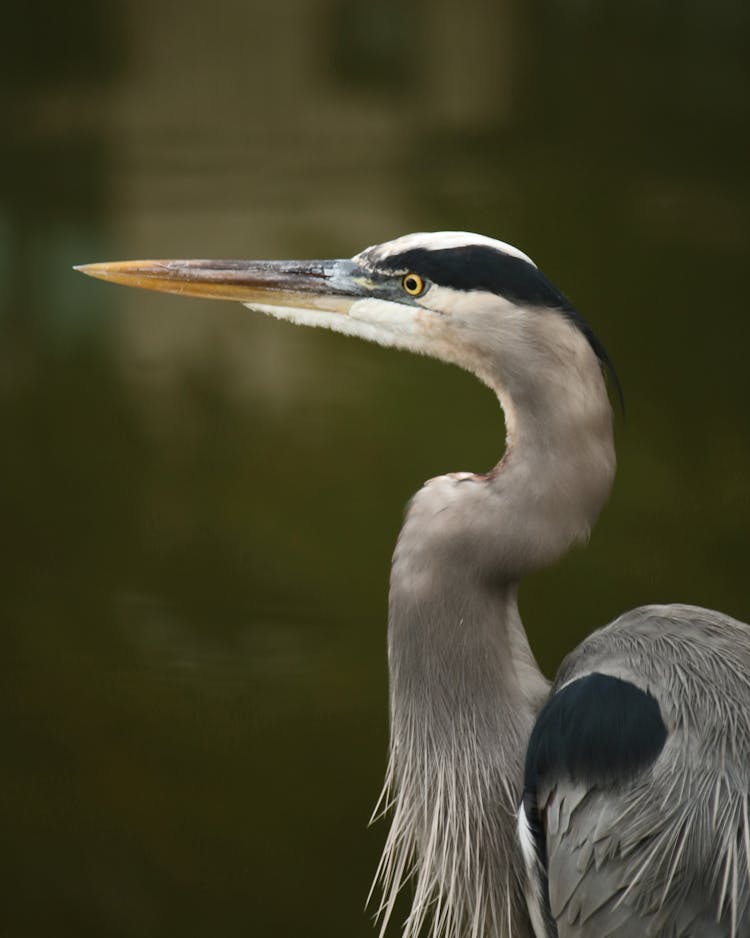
[76,231,620,406]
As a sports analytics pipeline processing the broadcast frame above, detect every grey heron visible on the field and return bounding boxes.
[77,232,750,938]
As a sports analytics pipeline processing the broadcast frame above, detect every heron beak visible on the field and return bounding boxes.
[74,258,369,315]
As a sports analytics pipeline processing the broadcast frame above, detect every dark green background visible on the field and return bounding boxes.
[2,0,749,935]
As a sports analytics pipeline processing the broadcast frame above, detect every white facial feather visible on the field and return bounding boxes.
[245,297,428,353]
[348,296,421,340]
[357,231,536,268]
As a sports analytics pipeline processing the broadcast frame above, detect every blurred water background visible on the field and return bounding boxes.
[2,0,749,935]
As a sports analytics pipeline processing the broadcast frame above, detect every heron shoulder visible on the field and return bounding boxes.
[520,603,750,937]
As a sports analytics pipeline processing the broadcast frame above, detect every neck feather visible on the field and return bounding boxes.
[374,586,545,938]
[373,315,616,938]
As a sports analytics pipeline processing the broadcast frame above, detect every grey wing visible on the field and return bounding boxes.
[542,785,737,937]
[521,604,750,938]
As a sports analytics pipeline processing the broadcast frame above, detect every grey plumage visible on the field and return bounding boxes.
[76,230,750,938]
[540,605,750,938]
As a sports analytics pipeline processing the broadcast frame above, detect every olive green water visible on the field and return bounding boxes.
[2,1,749,935]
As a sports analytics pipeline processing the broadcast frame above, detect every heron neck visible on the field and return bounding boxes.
[375,334,615,938]
[377,582,543,938]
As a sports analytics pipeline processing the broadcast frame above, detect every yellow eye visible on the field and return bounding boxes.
[402,273,425,297]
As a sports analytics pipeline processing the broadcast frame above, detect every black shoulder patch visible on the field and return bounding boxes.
[377,245,624,413]
[524,672,668,792]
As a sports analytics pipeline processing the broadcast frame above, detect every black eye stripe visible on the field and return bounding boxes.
[380,246,558,304]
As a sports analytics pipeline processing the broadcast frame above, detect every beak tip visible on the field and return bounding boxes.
[74,262,118,283]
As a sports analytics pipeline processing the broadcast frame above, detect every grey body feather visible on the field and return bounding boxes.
[540,605,750,938]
